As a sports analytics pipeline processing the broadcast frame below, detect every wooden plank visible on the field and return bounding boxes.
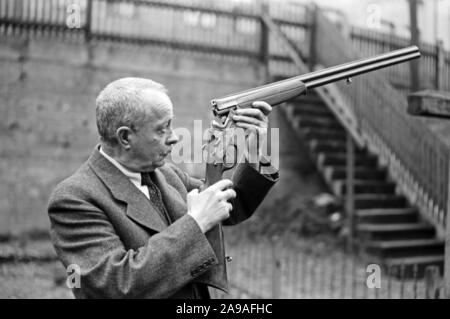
[407,90,450,118]
[436,41,445,90]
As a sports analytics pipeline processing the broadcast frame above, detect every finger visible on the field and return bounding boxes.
[232,114,263,127]
[221,201,233,213]
[208,179,233,192]
[252,101,272,115]
[218,188,236,201]
[235,122,261,132]
[235,108,265,121]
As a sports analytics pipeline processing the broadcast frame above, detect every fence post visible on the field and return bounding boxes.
[408,0,420,91]
[435,40,445,90]
[346,133,355,253]
[85,0,93,42]
[306,3,318,71]
[259,2,269,80]
[271,236,282,298]
[425,266,441,299]
[445,159,450,298]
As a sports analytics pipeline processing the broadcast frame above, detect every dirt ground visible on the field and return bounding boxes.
[0,203,429,299]
[0,234,428,299]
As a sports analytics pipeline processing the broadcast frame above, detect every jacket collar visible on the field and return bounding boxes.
[87,146,168,233]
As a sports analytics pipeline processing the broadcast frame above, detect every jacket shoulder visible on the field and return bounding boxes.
[48,162,101,206]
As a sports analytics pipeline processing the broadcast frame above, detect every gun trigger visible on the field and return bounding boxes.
[346,78,352,85]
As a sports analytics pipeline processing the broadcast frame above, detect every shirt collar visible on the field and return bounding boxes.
[99,147,142,186]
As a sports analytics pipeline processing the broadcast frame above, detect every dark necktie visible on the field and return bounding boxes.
[141,172,172,224]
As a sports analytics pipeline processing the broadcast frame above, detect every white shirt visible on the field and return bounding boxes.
[99,147,151,200]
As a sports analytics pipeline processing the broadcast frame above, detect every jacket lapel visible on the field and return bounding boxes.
[87,147,167,233]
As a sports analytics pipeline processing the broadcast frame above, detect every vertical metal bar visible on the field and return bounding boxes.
[399,264,405,299]
[387,266,394,299]
[346,133,355,253]
[425,265,440,299]
[329,253,335,299]
[412,264,418,299]
[307,254,314,299]
[340,251,347,298]
[351,251,357,298]
[259,2,269,81]
[85,0,92,41]
[301,249,307,298]
[445,151,450,299]
[271,237,281,298]
[292,248,299,298]
[307,3,317,70]
[408,0,420,91]
[362,268,368,299]
[311,253,316,299]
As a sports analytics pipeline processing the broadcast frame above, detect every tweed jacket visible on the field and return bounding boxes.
[47,146,277,298]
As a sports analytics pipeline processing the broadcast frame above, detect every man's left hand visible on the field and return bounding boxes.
[231,101,272,135]
[231,101,273,166]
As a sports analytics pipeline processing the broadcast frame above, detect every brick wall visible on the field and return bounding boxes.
[0,35,325,236]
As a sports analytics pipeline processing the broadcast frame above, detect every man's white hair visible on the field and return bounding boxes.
[96,77,168,146]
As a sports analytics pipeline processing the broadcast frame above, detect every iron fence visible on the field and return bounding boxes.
[211,236,445,299]
[1,0,448,92]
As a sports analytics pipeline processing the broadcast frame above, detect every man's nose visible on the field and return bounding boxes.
[167,129,179,145]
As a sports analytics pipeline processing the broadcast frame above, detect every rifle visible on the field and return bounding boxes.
[203,45,421,187]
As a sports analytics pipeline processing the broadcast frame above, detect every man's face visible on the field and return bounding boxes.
[123,90,178,172]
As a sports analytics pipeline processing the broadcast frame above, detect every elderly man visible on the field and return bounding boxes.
[47,77,278,299]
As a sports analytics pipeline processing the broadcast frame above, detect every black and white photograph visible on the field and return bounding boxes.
[0,0,449,303]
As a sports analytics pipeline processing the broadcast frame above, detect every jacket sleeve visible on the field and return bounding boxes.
[48,185,218,299]
[224,163,278,225]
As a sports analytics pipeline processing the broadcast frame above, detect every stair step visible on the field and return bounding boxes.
[366,239,444,258]
[303,129,347,142]
[292,104,332,117]
[353,194,407,209]
[292,95,323,105]
[310,140,365,154]
[357,222,436,240]
[333,180,396,195]
[318,153,377,167]
[324,166,386,181]
[356,208,418,223]
[297,116,342,130]
[383,255,444,278]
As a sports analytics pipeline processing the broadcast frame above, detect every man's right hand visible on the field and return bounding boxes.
[187,179,236,233]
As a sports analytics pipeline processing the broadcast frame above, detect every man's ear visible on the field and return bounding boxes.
[116,126,134,150]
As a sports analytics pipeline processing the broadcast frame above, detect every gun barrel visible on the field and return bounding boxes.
[301,46,420,88]
[304,51,420,88]
[211,46,420,115]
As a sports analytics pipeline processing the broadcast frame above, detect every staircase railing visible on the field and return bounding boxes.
[308,7,450,238]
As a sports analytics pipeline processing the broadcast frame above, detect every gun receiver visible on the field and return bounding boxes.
[211,46,420,128]
[204,45,421,188]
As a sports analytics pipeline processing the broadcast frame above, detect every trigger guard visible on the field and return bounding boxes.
[222,144,238,171]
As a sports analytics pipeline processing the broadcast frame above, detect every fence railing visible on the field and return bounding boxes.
[211,236,445,299]
[350,27,450,94]
[2,0,448,94]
